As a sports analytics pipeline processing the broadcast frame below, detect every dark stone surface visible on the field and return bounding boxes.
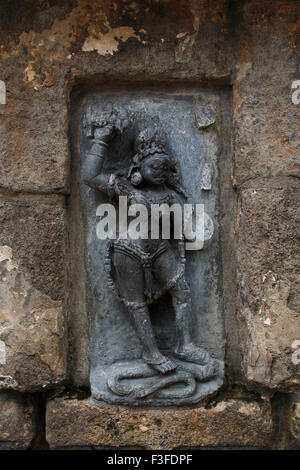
[69,85,231,405]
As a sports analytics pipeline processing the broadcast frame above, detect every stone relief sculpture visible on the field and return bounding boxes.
[81,102,224,406]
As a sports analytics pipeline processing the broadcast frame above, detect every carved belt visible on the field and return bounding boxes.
[112,240,169,301]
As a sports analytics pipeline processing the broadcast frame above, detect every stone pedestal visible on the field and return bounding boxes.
[46,397,273,450]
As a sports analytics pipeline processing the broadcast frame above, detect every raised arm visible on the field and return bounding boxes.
[82,124,116,195]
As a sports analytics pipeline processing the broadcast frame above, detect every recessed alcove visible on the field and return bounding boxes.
[67,82,236,405]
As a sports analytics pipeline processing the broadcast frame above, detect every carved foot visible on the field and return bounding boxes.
[201,360,219,378]
[173,344,216,367]
[142,353,177,375]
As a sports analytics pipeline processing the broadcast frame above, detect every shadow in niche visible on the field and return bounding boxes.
[149,293,177,352]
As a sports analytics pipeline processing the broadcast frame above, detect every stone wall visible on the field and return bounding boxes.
[0,0,299,449]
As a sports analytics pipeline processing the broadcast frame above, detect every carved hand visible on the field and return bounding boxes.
[93,123,116,143]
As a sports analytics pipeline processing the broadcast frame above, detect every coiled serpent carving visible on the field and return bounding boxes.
[107,360,218,399]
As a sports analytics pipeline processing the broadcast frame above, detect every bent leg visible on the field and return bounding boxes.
[171,278,218,368]
[170,278,218,368]
[112,251,176,374]
[169,277,192,350]
[153,251,217,367]
[152,250,192,348]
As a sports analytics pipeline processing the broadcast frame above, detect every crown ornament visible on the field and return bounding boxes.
[132,128,168,165]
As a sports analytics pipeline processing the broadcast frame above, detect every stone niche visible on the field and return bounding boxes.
[68,83,234,406]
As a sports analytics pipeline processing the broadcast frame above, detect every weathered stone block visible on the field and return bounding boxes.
[237,188,300,390]
[0,245,66,391]
[0,196,66,391]
[0,0,230,192]
[0,392,35,449]
[233,0,300,185]
[46,398,273,449]
[291,396,300,446]
[0,195,65,301]
[0,87,69,193]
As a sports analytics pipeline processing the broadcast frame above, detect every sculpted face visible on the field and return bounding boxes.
[140,154,170,186]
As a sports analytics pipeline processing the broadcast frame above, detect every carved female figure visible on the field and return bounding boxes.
[82,117,217,376]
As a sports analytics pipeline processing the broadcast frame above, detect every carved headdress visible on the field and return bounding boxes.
[132,128,167,164]
[128,127,188,199]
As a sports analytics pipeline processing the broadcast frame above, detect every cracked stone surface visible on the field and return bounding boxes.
[46,397,273,450]
[0,391,35,449]
[0,245,66,391]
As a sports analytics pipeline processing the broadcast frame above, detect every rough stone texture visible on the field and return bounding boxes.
[0,244,66,391]
[0,392,35,449]
[46,397,273,449]
[233,0,300,185]
[0,0,230,193]
[0,194,66,391]
[0,194,65,301]
[0,0,298,450]
[237,188,300,390]
[291,395,300,446]
[232,0,300,395]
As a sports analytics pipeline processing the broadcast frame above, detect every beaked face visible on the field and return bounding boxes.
[140,154,170,186]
